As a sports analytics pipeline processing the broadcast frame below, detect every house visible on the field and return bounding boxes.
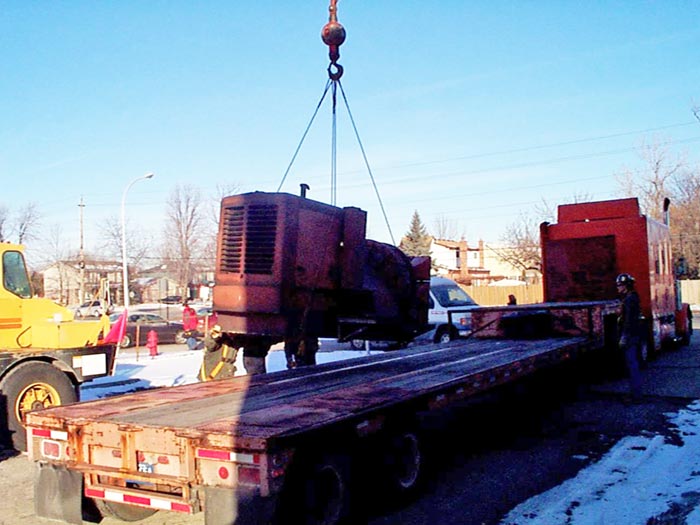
[430,238,536,285]
[43,259,122,306]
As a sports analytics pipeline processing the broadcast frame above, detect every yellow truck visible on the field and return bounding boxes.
[0,242,117,451]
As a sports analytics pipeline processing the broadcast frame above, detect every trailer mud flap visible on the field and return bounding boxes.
[205,486,278,525]
[35,462,83,525]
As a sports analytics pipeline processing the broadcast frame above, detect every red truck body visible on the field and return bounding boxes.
[541,197,691,351]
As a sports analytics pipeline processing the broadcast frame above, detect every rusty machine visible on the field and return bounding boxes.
[212,191,430,366]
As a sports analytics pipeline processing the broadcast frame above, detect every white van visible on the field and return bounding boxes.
[349,275,479,349]
[428,276,479,343]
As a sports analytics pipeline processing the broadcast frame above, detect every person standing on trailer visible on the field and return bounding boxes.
[616,273,643,402]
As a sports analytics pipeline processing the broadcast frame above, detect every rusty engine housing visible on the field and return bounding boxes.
[213,191,430,345]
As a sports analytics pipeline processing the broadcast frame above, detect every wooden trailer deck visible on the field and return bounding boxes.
[28,336,598,452]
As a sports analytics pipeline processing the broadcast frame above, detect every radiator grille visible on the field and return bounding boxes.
[219,204,277,275]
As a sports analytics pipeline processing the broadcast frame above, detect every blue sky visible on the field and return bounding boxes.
[2,1,699,262]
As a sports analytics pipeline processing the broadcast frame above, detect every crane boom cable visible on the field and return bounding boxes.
[331,81,338,205]
[337,80,395,245]
[276,79,333,193]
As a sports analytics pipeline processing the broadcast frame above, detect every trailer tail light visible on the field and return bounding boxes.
[29,427,68,461]
[196,447,263,488]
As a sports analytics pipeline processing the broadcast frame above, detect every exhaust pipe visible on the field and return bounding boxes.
[663,197,671,226]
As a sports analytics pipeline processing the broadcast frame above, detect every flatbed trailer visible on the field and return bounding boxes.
[27,301,619,525]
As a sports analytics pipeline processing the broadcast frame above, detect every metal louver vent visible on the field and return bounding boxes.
[244,204,277,274]
[219,206,245,273]
[219,203,277,275]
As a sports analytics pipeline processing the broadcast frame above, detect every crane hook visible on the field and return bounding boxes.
[321,0,346,80]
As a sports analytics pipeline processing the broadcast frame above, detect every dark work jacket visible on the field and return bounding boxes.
[619,290,642,345]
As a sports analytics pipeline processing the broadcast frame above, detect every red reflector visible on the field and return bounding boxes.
[32,428,51,438]
[137,452,145,462]
[218,466,230,480]
[85,487,105,498]
[197,448,230,461]
[42,441,60,458]
[157,455,169,465]
[238,466,260,485]
[124,494,150,506]
[112,449,122,458]
[171,501,192,513]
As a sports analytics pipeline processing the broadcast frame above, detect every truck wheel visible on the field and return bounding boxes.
[434,327,453,344]
[682,316,693,346]
[121,334,133,348]
[350,339,365,350]
[0,361,77,451]
[279,452,352,525]
[381,428,423,499]
[94,499,157,522]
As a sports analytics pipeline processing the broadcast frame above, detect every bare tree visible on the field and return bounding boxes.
[15,203,40,244]
[98,215,153,270]
[162,185,204,297]
[0,205,8,242]
[616,139,700,277]
[616,139,685,221]
[495,212,542,273]
[432,214,463,240]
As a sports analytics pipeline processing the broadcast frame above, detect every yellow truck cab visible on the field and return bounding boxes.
[0,242,117,451]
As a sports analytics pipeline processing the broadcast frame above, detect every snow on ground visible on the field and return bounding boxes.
[502,401,700,525]
[81,342,700,525]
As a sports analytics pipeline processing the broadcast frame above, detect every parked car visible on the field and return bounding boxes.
[109,312,186,348]
[159,295,183,305]
[428,276,479,343]
[196,306,218,333]
[74,300,107,318]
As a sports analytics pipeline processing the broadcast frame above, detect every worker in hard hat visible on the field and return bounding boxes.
[616,273,643,402]
[199,325,238,381]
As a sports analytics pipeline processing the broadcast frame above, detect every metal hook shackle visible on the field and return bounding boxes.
[321,0,346,78]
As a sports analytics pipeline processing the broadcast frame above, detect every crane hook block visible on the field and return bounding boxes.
[322,0,346,73]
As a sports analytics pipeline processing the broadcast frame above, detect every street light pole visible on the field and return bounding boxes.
[121,172,155,311]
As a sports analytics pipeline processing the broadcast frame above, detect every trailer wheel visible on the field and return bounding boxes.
[279,452,352,525]
[94,499,157,522]
[381,428,423,498]
[0,361,77,451]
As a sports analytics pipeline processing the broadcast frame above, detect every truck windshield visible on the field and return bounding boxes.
[3,251,32,299]
[432,284,476,307]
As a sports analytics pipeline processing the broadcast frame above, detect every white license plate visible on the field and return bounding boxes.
[138,462,154,473]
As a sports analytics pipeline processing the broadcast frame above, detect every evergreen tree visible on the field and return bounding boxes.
[400,210,432,257]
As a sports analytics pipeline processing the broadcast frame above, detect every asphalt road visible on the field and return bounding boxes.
[1,338,698,525]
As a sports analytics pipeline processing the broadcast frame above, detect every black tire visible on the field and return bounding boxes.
[74,310,83,319]
[682,315,693,346]
[94,498,158,522]
[434,326,453,344]
[278,453,352,525]
[0,361,77,451]
[381,428,423,499]
[350,339,365,350]
[121,333,133,348]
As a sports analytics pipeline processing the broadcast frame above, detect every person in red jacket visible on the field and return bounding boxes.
[182,302,198,350]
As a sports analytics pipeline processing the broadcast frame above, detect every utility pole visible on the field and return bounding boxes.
[79,197,85,304]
